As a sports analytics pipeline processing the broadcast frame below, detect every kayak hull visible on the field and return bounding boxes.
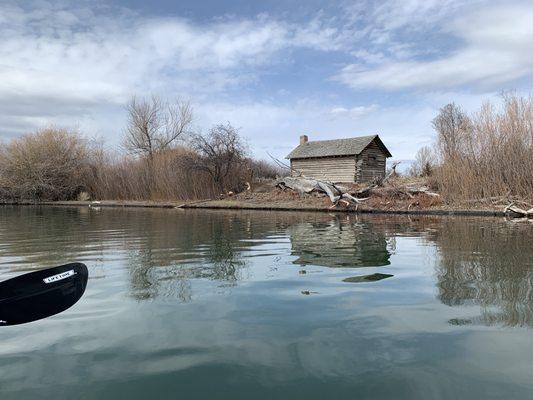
[0,263,88,326]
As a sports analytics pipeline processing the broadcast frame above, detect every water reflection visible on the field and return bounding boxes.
[430,220,533,327]
[0,207,531,328]
[122,211,251,300]
[288,214,392,267]
[343,273,394,283]
[1,206,533,399]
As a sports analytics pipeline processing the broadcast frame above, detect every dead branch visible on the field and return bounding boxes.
[383,161,401,184]
[355,184,377,198]
[405,186,440,197]
[504,202,533,218]
[275,176,366,207]
[267,152,303,177]
[355,182,439,201]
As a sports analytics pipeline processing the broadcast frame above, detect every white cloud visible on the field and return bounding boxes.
[330,105,378,118]
[0,2,352,138]
[0,8,282,107]
[366,0,472,33]
[336,3,533,91]
[1,0,531,162]
[342,0,476,60]
[0,3,353,102]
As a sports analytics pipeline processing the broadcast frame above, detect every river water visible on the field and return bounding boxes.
[0,206,531,399]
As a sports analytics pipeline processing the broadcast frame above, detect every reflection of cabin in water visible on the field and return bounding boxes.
[286,134,392,183]
[288,219,391,268]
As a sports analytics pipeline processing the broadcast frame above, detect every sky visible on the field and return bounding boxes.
[0,0,532,162]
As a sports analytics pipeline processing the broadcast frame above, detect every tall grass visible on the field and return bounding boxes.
[434,94,533,202]
[0,128,277,201]
[86,147,218,201]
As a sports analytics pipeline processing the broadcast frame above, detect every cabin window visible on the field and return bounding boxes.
[368,155,377,165]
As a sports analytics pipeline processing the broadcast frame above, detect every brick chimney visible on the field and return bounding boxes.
[300,135,308,145]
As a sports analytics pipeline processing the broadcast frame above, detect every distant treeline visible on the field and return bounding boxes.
[409,93,532,202]
[0,96,281,201]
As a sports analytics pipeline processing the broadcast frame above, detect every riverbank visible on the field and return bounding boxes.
[180,199,508,216]
[179,182,525,217]
[0,198,513,217]
[2,172,531,218]
[0,200,178,208]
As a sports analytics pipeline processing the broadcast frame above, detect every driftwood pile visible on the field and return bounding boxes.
[275,175,533,217]
[275,175,440,209]
[272,158,443,209]
[275,176,364,208]
[504,203,533,218]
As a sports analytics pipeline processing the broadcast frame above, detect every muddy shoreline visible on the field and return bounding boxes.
[0,199,509,217]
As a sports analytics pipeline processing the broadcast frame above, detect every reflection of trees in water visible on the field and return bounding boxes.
[129,219,247,300]
[429,220,533,327]
[355,215,533,328]
[0,207,250,301]
[2,207,531,326]
[0,206,106,270]
[288,214,392,268]
[1,208,397,300]
[123,211,254,300]
[197,217,249,282]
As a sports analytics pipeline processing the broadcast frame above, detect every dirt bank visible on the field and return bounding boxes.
[179,192,507,217]
[2,178,528,218]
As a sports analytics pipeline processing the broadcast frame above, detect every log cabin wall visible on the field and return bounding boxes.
[291,156,356,182]
[289,138,389,183]
[355,141,387,182]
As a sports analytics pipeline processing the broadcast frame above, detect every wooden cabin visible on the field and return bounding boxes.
[286,134,392,183]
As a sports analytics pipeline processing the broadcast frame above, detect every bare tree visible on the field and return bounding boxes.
[247,158,284,179]
[432,103,470,161]
[123,96,193,161]
[409,146,435,177]
[185,123,247,193]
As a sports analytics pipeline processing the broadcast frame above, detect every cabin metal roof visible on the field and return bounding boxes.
[286,135,392,159]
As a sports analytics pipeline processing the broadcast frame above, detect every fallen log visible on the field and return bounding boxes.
[317,181,340,203]
[276,176,366,206]
[355,184,439,200]
[275,176,440,207]
[504,203,533,218]
[275,176,318,194]
[405,186,440,197]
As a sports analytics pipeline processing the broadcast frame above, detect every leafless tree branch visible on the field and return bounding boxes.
[123,95,193,160]
[182,123,247,193]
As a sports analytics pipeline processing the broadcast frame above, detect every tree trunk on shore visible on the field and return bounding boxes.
[275,176,366,207]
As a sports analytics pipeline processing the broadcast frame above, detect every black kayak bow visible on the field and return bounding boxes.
[0,263,88,326]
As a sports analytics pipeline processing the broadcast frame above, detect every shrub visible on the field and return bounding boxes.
[432,94,533,202]
[0,128,92,200]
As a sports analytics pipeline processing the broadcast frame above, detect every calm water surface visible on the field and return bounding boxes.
[0,206,531,399]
